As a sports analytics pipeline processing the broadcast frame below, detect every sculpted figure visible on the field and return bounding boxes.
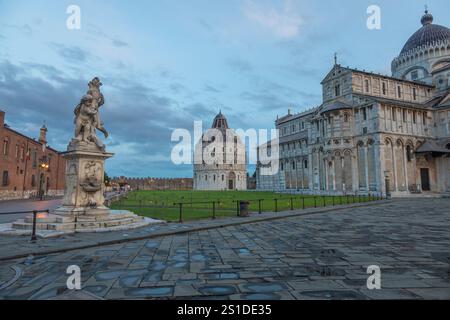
[73,77,109,151]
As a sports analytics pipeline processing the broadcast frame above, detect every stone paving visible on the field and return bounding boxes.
[0,198,449,300]
[0,198,62,224]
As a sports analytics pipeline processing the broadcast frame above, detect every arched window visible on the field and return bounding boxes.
[304,160,308,169]
[406,145,413,162]
[2,138,9,155]
[343,113,348,123]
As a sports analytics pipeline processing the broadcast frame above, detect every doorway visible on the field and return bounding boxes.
[420,168,430,191]
[228,172,236,190]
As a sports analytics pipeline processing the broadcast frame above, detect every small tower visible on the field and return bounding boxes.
[0,110,5,127]
[39,123,47,145]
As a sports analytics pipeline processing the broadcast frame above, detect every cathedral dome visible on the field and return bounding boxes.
[400,11,450,56]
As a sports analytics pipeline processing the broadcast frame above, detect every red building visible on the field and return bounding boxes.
[0,110,65,201]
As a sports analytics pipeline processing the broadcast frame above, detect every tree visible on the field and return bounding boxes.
[104,172,111,187]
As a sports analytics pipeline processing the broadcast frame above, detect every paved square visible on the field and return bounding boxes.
[0,198,449,300]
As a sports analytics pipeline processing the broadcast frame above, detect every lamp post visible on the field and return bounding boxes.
[38,157,49,201]
[384,170,391,199]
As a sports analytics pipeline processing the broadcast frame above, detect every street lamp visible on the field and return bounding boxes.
[38,157,49,201]
[384,170,391,199]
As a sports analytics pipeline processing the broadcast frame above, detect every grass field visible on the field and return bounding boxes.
[110,190,378,222]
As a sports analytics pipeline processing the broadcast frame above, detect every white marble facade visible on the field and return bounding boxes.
[194,112,247,191]
[257,11,450,196]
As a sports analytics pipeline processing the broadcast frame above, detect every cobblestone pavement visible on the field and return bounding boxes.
[0,198,449,300]
[0,198,62,223]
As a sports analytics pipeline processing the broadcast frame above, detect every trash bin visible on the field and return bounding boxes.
[239,201,250,217]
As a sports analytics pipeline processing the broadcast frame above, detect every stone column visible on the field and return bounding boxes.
[351,153,359,192]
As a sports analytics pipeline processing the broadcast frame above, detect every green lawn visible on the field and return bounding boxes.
[110,190,380,222]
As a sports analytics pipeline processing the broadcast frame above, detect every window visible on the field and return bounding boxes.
[292,162,295,170]
[343,113,349,122]
[2,170,8,186]
[364,79,370,93]
[406,145,413,162]
[392,108,397,121]
[397,86,402,98]
[222,175,224,181]
[15,144,19,158]
[362,108,367,121]
[382,82,387,95]
[334,84,341,96]
[413,112,416,124]
[2,138,8,155]
[412,88,417,101]
[32,150,37,168]
[422,112,427,125]
[301,122,305,130]
[304,160,308,169]
[291,124,295,133]
[281,162,284,171]
[31,175,36,187]
[403,109,407,122]
[411,70,419,81]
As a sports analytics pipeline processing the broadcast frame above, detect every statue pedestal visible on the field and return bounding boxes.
[54,147,113,216]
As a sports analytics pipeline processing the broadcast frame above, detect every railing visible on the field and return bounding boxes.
[115,193,387,223]
[0,209,50,241]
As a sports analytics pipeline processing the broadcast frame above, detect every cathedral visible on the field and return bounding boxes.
[257,10,450,196]
[193,112,247,190]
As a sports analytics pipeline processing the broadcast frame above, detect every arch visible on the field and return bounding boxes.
[227,172,236,190]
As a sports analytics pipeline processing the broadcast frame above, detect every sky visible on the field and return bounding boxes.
[0,0,449,178]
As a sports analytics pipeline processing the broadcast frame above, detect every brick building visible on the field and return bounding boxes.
[0,110,65,201]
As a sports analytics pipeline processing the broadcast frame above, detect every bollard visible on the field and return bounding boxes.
[236,201,240,216]
[178,203,183,223]
[290,198,294,211]
[302,197,305,209]
[212,202,216,220]
[274,199,278,212]
[314,197,317,208]
[258,200,262,214]
[332,196,335,206]
[323,196,326,207]
[31,210,37,242]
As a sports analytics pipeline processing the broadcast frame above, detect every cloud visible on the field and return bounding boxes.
[0,60,218,177]
[111,38,129,48]
[48,42,91,63]
[86,24,130,48]
[0,23,32,36]
[226,57,253,73]
[244,0,303,39]
[204,84,221,93]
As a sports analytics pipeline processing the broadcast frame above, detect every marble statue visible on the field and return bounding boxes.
[73,77,109,151]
